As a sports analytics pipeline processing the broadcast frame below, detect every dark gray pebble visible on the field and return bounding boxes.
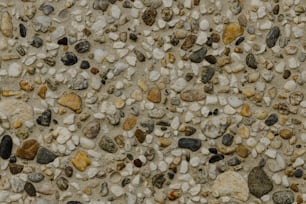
[209,154,224,163]
[36,109,51,126]
[189,47,207,63]
[201,66,215,83]
[248,167,273,198]
[265,113,278,126]
[61,52,78,66]
[80,60,90,69]
[83,120,100,139]
[65,166,73,177]
[246,53,257,69]
[227,156,241,166]
[266,26,280,48]
[28,173,45,183]
[294,169,303,178]
[31,36,43,48]
[74,40,91,53]
[19,24,27,38]
[133,49,146,62]
[152,173,165,189]
[24,182,36,197]
[222,133,234,146]
[204,55,217,64]
[67,201,83,204]
[0,135,13,159]
[36,147,57,164]
[178,138,201,151]
[99,136,118,153]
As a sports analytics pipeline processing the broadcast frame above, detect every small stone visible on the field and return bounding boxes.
[266,26,280,48]
[0,135,13,159]
[265,114,278,126]
[56,177,69,191]
[71,151,91,172]
[161,8,173,22]
[181,35,197,50]
[57,92,82,113]
[152,173,165,189]
[93,0,109,11]
[209,154,224,163]
[222,133,234,146]
[201,66,215,83]
[238,14,247,27]
[67,202,83,204]
[16,139,40,160]
[123,116,137,130]
[1,12,13,38]
[240,103,252,117]
[31,36,43,48]
[19,80,34,92]
[135,129,146,143]
[147,87,161,103]
[184,126,197,136]
[133,49,146,62]
[24,182,36,197]
[212,171,249,201]
[205,55,217,64]
[36,109,51,126]
[28,173,44,183]
[180,89,206,102]
[294,169,303,178]
[19,23,27,37]
[168,190,182,201]
[83,120,100,139]
[99,136,118,153]
[289,91,303,106]
[248,167,273,198]
[65,166,73,177]
[80,60,90,69]
[246,53,258,69]
[40,4,54,15]
[236,145,249,158]
[133,159,142,168]
[70,76,88,90]
[227,156,241,166]
[37,85,47,99]
[279,129,293,140]
[74,40,90,53]
[189,47,207,63]
[142,8,157,26]
[223,23,244,45]
[8,163,24,175]
[272,190,294,204]
[36,147,57,164]
[178,138,201,151]
[57,37,68,45]
[61,52,78,66]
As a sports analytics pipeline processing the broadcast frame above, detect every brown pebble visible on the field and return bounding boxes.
[279,129,293,139]
[19,80,34,92]
[236,145,249,158]
[240,103,252,117]
[205,55,217,64]
[147,87,161,103]
[8,163,24,175]
[16,139,40,160]
[211,33,220,42]
[57,92,82,113]
[290,183,299,192]
[90,67,99,74]
[123,116,137,131]
[37,85,47,99]
[135,129,146,143]
[296,194,303,204]
[181,35,197,51]
[114,135,125,148]
[168,190,182,201]
[64,166,73,177]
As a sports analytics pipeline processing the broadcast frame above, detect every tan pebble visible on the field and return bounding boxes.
[58,107,67,115]
[279,129,293,139]
[1,12,13,38]
[254,109,268,120]
[289,136,296,145]
[296,194,303,204]
[168,53,175,63]
[236,145,249,158]
[147,87,161,103]
[116,162,126,171]
[180,89,206,102]
[234,47,243,53]
[13,121,22,129]
[114,98,125,109]
[267,132,275,140]
[284,168,294,177]
[238,14,247,27]
[181,35,197,50]
[83,187,92,195]
[137,79,148,91]
[279,115,289,125]
[172,157,181,165]
[217,145,236,155]
[160,138,172,148]
[122,116,137,130]
[71,151,91,172]
[222,23,244,45]
[241,87,255,97]
[114,135,125,148]
[37,85,47,99]
[237,126,249,139]
[2,90,21,97]
[240,103,252,117]
[131,89,143,101]
[57,92,82,113]
[248,72,260,83]
[168,190,182,201]
[19,80,34,92]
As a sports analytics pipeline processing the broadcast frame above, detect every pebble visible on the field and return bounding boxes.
[1,12,13,38]
[74,40,91,53]
[152,173,165,189]
[272,190,294,204]
[65,166,73,177]
[99,136,118,153]
[83,120,100,139]
[246,53,258,69]
[189,47,207,63]
[147,87,161,103]
[71,151,91,172]
[178,138,201,151]
[212,171,249,201]
[24,182,36,197]
[80,60,90,69]
[0,135,13,159]
[8,163,24,175]
[28,173,45,183]
[40,4,54,15]
[16,139,40,160]
[134,129,146,143]
[248,167,273,198]
[181,35,197,50]
[201,66,215,83]
[31,35,43,48]
[180,89,206,102]
[142,8,157,26]
[19,23,27,38]
[56,177,69,191]
[57,92,82,113]
[123,116,137,130]
[36,147,57,164]
[161,8,173,21]
[61,52,78,66]
[36,109,52,126]
[266,26,280,48]
[265,114,278,126]
[222,23,244,45]
[222,133,234,146]
[93,0,109,11]
[227,156,241,166]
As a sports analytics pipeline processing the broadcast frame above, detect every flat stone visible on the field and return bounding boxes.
[266,26,280,48]
[71,151,91,172]
[272,190,294,204]
[178,138,201,151]
[212,171,249,201]
[279,129,293,140]
[181,35,197,50]
[36,147,57,164]
[122,116,137,130]
[16,139,40,160]
[99,136,118,153]
[8,163,24,175]
[180,89,206,102]
[0,135,13,159]
[201,66,215,83]
[147,87,161,103]
[57,92,82,113]
[265,114,278,126]
[246,53,257,69]
[248,167,273,198]
[223,23,244,44]
[189,47,207,63]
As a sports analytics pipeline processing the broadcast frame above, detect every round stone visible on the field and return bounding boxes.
[24,182,36,197]
[61,52,78,66]
[0,135,13,159]
[222,134,234,146]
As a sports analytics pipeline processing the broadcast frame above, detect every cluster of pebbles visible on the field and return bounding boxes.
[0,0,306,203]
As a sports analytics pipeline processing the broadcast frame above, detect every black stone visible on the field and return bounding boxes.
[121,177,130,187]
[266,26,280,48]
[65,166,73,177]
[265,113,278,126]
[152,173,165,189]
[31,36,43,48]
[57,37,68,45]
[235,36,245,45]
[9,155,17,163]
[19,23,27,38]
[24,182,36,197]
[227,156,241,166]
[40,4,55,15]
[201,66,215,83]
[36,109,52,126]
[209,154,224,163]
[272,190,294,204]
[294,169,303,178]
[129,33,138,41]
[208,147,218,154]
[67,202,83,204]
[222,133,234,146]
[178,138,201,152]
[204,55,217,64]
[246,53,257,69]
[0,135,13,159]
[61,52,78,66]
[283,70,291,79]
[74,40,91,53]
[36,147,57,164]
[189,47,207,63]
[167,172,175,180]
[133,159,142,168]
[248,167,273,198]
[80,60,90,69]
